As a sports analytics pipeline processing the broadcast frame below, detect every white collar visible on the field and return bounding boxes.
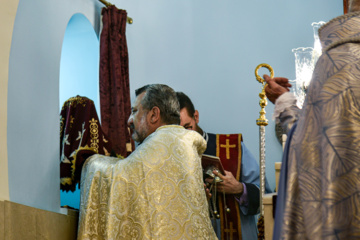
[202,131,209,143]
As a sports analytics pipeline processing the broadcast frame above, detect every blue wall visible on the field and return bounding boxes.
[59,13,100,113]
[8,0,101,212]
[7,0,342,212]
[122,0,342,191]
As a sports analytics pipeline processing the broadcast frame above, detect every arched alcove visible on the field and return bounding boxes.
[59,13,100,209]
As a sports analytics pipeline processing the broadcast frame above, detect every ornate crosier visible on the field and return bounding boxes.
[254,63,273,240]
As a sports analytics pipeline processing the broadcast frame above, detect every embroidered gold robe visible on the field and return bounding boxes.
[77,125,217,240]
[280,12,360,239]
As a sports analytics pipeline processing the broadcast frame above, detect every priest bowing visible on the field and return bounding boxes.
[77,84,217,239]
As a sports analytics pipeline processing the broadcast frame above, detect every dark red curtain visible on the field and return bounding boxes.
[344,0,348,14]
[99,6,132,157]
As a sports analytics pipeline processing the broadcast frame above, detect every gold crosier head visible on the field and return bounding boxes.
[254,63,274,126]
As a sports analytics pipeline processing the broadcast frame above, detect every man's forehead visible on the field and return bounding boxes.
[180,107,191,117]
[133,92,146,108]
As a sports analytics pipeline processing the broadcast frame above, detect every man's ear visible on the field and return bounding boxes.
[194,110,200,124]
[148,106,161,124]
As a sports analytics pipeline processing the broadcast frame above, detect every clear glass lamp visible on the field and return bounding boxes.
[291,21,326,108]
[276,21,326,144]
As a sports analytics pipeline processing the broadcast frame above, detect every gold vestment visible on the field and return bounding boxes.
[78,125,217,240]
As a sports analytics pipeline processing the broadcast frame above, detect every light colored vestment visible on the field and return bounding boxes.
[77,125,217,240]
[278,12,360,239]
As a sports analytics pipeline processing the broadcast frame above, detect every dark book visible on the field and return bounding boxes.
[201,154,225,177]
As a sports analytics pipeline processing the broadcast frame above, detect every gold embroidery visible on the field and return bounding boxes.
[70,145,98,183]
[60,177,73,186]
[61,95,89,111]
[78,126,216,240]
[89,118,99,153]
[220,139,236,159]
[70,115,75,128]
[224,222,237,240]
[60,116,64,137]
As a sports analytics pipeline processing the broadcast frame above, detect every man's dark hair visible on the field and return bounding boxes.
[176,92,195,117]
[135,84,180,125]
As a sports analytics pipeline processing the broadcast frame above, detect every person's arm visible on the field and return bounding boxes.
[274,92,300,133]
[235,182,259,215]
[207,169,259,215]
[263,74,291,104]
[236,143,268,215]
[206,143,272,215]
[264,74,300,134]
[210,143,271,215]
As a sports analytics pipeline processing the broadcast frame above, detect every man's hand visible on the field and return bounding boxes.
[206,170,244,195]
[264,74,291,104]
[204,183,212,200]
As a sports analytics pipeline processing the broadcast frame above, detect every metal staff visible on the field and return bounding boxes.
[254,63,274,216]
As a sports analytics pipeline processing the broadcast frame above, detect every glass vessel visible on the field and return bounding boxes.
[311,21,326,65]
[292,47,314,108]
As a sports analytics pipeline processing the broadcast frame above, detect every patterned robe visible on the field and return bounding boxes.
[77,125,217,240]
[279,11,360,239]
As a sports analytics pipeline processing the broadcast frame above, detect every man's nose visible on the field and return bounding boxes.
[127,115,133,126]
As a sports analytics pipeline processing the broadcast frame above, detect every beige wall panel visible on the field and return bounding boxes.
[36,208,78,240]
[264,193,276,240]
[0,0,19,202]
[0,201,4,240]
[5,201,37,240]
[3,201,78,240]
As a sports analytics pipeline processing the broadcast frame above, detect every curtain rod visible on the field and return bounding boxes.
[98,0,133,24]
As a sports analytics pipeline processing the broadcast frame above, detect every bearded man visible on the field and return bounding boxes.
[176,91,272,240]
[78,84,217,240]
